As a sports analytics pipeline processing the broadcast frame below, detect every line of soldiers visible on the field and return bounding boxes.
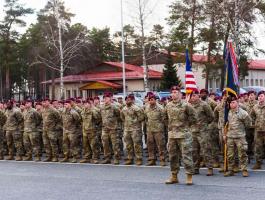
[0,86,265,186]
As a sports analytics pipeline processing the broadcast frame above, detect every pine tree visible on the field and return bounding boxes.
[160,51,182,90]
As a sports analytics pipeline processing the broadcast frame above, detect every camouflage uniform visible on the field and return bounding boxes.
[250,103,265,164]
[61,108,81,160]
[121,104,145,163]
[214,101,226,155]
[100,103,121,161]
[0,110,6,158]
[81,106,101,161]
[56,107,64,156]
[4,108,24,158]
[42,107,61,160]
[206,98,220,164]
[245,100,257,157]
[144,103,166,163]
[190,100,214,170]
[95,104,103,154]
[117,103,125,154]
[72,105,83,157]
[165,100,196,175]
[227,107,250,172]
[23,107,42,159]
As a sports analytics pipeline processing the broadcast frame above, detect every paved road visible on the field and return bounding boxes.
[0,161,265,200]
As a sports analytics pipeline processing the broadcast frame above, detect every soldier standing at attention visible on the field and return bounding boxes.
[121,94,145,165]
[80,100,101,164]
[4,101,24,161]
[245,91,257,160]
[250,91,265,170]
[224,95,250,177]
[189,90,215,176]
[100,92,121,165]
[144,93,167,166]
[0,106,6,160]
[23,100,42,161]
[60,100,81,163]
[42,99,61,162]
[165,86,196,185]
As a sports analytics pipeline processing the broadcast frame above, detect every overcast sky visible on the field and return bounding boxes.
[0,0,265,58]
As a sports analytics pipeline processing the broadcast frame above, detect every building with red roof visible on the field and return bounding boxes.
[43,62,162,99]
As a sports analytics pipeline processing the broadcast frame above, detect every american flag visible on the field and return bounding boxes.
[185,49,198,94]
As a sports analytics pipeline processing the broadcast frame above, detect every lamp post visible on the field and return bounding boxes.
[121,0,126,98]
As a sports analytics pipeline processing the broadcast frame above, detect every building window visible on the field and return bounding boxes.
[79,90,83,97]
[260,79,263,86]
[251,79,254,86]
[246,79,249,86]
[255,79,259,86]
[66,90,71,99]
[73,90,77,97]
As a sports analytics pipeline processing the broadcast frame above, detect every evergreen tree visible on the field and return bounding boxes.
[160,51,182,90]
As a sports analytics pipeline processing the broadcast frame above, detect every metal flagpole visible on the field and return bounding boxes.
[121,0,126,98]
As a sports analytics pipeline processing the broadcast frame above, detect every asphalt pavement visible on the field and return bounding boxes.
[0,160,265,200]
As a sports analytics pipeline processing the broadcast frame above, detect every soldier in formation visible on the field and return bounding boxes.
[0,87,263,184]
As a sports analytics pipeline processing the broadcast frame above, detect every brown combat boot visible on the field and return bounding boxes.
[71,158,77,163]
[207,168,213,176]
[6,155,14,160]
[233,165,240,173]
[146,160,156,166]
[136,159,143,166]
[60,157,69,163]
[224,171,234,177]
[252,162,262,170]
[160,160,166,167]
[124,159,133,165]
[101,159,111,164]
[242,170,249,177]
[52,157,58,162]
[113,159,120,165]
[165,172,179,184]
[23,155,32,161]
[0,154,4,160]
[15,156,23,161]
[43,156,52,162]
[34,156,41,162]
[186,174,193,185]
[80,159,90,163]
[92,159,99,164]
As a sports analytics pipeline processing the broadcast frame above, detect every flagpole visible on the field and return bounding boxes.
[121,0,126,98]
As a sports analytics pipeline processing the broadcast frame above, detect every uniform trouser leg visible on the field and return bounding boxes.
[89,132,100,159]
[169,137,194,174]
[29,132,41,157]
[11,131,23,156]
[254,132,265,163]
[124,131,134,160]
[147,132,156,160]
[23,132,32,156]
[110,130,120,160]
[69,133,80,158]
[153,131,166,161]
[198,133,214,169]
[131,130,143,160]
[6,130,14,156]
[48,131,59,158]
[42,130,52,157]
[192,134,200,170]
[0,129,4,157]
[246,128,254,156]
[82,131,92,159]
[236,138,248,171]
[168,138,179,173]
[102,129,112,160]
[57,130,63,154]
[63,132,70,157]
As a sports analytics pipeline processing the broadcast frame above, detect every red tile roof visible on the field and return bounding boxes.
[42,62,162,84]
[248,60,265,70]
